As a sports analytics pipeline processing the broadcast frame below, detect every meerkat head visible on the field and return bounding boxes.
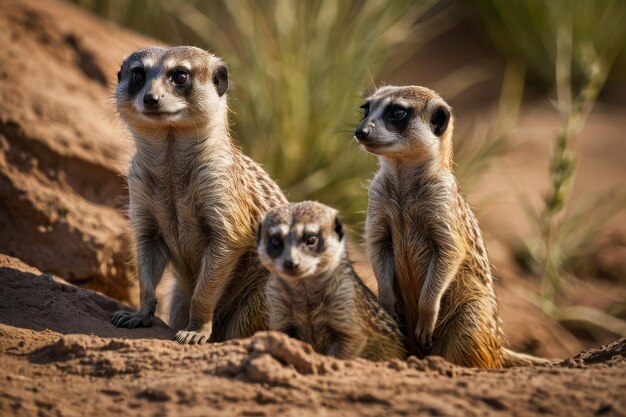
[354,85,454,167]
[257,201,345,282]
[115,46,229,131]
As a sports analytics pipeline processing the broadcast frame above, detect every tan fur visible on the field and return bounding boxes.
[111,46,287,344]
[355,85,549,367]
[258,202,405,361]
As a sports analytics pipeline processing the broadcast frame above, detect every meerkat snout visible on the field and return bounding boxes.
[116,46,229,129]
[354,120,372,140]
[354,85,453,161]
[143,92,160,109]
[283,258,300,274]
[257,202,345,280]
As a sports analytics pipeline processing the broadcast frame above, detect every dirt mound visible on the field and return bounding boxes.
[0,257,624,416]
[0,0,154,304]
[0,256,624,416]
[0,255,172,340]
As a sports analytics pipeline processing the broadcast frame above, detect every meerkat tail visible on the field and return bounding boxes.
[501,348,551,367]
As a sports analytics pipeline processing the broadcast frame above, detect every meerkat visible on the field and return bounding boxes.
[257,201,405,362]
[354,85,549,367]
[110,46,287,344]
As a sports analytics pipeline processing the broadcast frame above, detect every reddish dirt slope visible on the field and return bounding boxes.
[0,0,156,304]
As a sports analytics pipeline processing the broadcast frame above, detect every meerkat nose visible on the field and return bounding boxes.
[143,92,160,108]
[355,126,370,140]
[283,259,299,272]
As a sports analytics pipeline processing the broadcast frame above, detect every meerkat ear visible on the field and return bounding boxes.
[430,106,450,137]
[334,216,344,241]
[116,70,121,83]
[213,64,228,96]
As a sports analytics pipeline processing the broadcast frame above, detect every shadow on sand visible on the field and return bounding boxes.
[0,266,174,340]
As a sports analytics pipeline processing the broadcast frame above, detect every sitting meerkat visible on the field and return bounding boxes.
[257,201,405,361]
[111,46,287,344]
[354,85,549,367]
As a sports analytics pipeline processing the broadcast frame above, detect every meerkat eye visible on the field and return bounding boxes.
[269,235,283,249]
[304,235,318,246]
[172,70,189,86]
[389,107,408,121]
[360,103,370,119]
[131,68,145,85]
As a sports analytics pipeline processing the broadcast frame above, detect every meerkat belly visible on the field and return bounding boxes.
[152,188,209,290]
[292,309,335,354]
[390,217,431,293]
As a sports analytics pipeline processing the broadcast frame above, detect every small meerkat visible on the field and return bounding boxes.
[111,46,287,344]
[355,85,549,367]
[257,201,405,362]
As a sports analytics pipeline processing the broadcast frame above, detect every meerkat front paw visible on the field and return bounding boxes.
[111,310,153,328]
[175,329,212,344]
[415,315,435,355]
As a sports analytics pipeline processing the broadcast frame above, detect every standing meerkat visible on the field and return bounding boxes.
[258,201,405,361]
[354,85,549,367]
[111,46,287,344]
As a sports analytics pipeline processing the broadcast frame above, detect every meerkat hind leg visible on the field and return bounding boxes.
[168,280,191,331]
[222,286,268,340]
[433,304,502,368]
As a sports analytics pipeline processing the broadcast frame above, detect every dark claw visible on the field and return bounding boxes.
[127,317,142,329]
[111,310,151,329]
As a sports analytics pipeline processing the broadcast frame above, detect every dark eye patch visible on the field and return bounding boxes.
[384,104,412,131]
[132,68,145,85]
[266,234,284,258]
[304,234,318,247]
[126,66,146,96]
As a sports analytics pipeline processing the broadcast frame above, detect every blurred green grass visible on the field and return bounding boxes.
[473,0,626,92]
[72,0,446,229]
[71,0,625,248]
[476,0,626,336]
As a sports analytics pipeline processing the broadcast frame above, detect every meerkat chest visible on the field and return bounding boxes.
[386,196,434,280]
[130,151,222,276]
[290,296,337,351]
[291,281,356,352]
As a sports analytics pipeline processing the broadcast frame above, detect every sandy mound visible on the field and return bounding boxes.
[0,255,172,340]
[1,255,624,416]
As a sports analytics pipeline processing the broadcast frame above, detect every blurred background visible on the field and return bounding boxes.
[1,0,625,358]
[66,0,626,224]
